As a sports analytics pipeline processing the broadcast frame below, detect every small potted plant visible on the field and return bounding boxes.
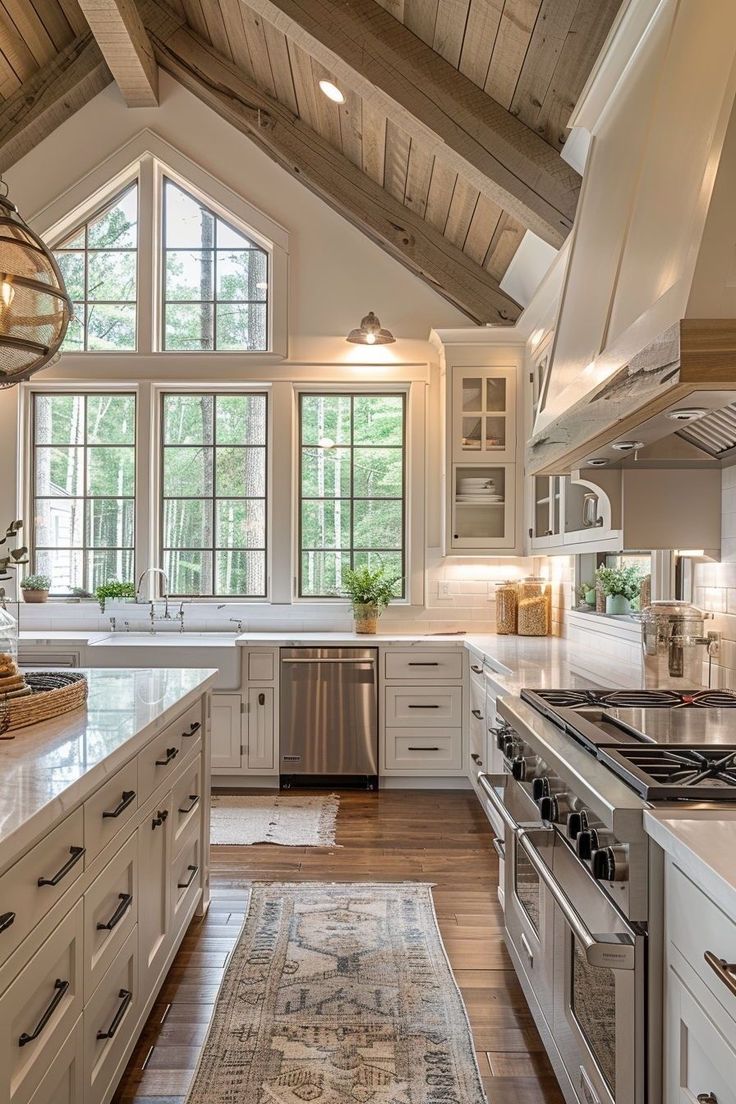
[578,581,597,607]
[595,563,643,616]
[342,564,402,634]
[20,573,51,603]
[95,579,136,611]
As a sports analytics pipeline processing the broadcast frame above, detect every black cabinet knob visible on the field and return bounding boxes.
[567,809,588,841]
[511,757,526,781]
[531,777,549,802]
[576,828,599,861]
[592,847,615,881]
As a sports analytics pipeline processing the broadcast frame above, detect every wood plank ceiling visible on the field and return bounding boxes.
[0,0,622,320]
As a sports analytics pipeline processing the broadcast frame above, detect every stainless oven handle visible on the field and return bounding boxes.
[517,829,636,971]
[478,773,519,834]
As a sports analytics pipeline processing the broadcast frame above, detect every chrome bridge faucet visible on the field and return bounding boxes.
[135,568,185,633]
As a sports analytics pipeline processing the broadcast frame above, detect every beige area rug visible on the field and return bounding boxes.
[186,882,486,1104]
[210,793,340,846]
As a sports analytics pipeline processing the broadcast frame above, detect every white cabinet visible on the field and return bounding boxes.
[665,967,736,1104]
[27,1019,83,1104]
[452,367,516,463]
[136,792,172,999]
[246,688,274,771]
[210,694,242,770]
[435,341,523,555]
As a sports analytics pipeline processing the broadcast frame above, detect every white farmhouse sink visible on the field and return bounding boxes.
[89,632,239,647]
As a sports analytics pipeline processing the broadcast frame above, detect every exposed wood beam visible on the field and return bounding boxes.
[243,0,580,247]
[0,33,112,172]
[138,0,520,323]
[78,0,159,106]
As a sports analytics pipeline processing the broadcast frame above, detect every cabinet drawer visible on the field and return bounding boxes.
[0,900,83,1104]
[84,926,138,1104]
[138,702,203,803]
[83,759,138,863]
[83,833,138,1001]
[666,966,736,1104]
[27,1017,83,1104]
[384,685,462,727]
[171,746,203,856]
[384,650,463,680]
[469,674,485,724]
[170,823,201,939]
[248,650,274,681]
[0,808,85,966]
[384,729,461,771]
[668,861,736,1024]
[138,791,172,998]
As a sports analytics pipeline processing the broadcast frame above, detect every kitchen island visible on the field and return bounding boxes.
[0,667,216,1104]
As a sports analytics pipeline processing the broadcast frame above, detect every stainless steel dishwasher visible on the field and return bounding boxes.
[280,647,378,785]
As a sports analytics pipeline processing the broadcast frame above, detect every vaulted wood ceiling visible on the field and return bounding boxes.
[0,0,622,324]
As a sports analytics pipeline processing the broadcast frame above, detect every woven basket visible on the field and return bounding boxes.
[0,672,88,736]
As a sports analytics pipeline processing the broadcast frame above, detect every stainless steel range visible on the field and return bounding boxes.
[478,687,736,1104]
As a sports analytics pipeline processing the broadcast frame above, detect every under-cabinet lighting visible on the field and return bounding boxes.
[665,408,708,422]
[319,80,345,104]
[676,550,705,557]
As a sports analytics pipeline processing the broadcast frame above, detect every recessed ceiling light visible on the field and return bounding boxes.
[587,457,608,466]
[665,407,708,422]
[611,440,645,453]
[318,80,345,104]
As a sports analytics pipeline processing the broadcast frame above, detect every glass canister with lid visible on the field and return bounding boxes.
[496,580,518,634]
[641,600,713,686]
[0,602,18,676]
[518,575,550,636]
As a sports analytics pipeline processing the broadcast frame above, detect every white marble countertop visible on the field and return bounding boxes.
[644,810,736,919]
[0,667,217,870]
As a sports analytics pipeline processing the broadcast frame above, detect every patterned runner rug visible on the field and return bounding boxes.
[210,793,340,846]
[185,882,486,1104]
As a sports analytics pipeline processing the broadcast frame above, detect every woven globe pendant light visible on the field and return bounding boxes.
[0,188,72,387]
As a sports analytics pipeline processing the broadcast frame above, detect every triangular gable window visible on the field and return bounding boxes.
[54,183,138,351]
[162,178,268,352]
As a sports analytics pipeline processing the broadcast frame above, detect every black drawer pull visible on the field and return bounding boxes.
[102,790,136,819]
[183,721,201,737]
[407,704,440,709]
[155,746,178,766]
[178,794,200,814]
[408,661,439,666]
[97,893,133,932]
[0,911,15,933]
[38,845,85,887]
[19,979,69,1046]
[177,864,199,889]
[470,664,483,674]
[96,988,133,1040]
[408,746,439,751]
[152,809,169,830]
[471,709,483,719]
[471,753,482,764]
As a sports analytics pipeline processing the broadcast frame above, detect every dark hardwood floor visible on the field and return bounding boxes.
[112,789,563,1103]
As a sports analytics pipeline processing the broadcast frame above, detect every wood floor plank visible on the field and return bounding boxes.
[111,789,561,1103]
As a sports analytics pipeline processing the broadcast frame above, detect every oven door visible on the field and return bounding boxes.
[518,828,645,1104]
[479,775,555,1025]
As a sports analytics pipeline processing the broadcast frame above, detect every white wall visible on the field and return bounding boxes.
[1,73,535,631]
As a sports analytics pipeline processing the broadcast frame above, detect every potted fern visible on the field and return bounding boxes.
[342,564,402,634]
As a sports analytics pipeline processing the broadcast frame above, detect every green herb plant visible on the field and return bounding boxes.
[595,564,643,601]
[20,574,51,591]
[342,564,402,610]
[95,580,136,611]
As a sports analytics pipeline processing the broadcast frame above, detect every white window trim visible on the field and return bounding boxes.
[31,130,289,361]
[21,378,426,607]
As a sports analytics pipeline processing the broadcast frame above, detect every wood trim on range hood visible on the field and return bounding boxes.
[526,319,736,476]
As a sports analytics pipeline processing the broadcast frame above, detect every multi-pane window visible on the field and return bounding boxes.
[162,179,268,351]
[161,393,267,597]
[299,394,405,598]
[32,393,136,595]
[53,185,138,351]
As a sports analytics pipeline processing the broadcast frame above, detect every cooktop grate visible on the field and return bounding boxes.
[599,745,736,800]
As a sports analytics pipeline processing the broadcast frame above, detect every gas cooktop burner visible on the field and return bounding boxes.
[523,687,736,710]
[600,745,736,800]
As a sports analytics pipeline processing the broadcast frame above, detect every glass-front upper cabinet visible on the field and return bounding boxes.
[452,367,516,463]
[450,463,516,550]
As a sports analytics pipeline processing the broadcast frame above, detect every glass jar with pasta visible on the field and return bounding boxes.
[496,580,518,634]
